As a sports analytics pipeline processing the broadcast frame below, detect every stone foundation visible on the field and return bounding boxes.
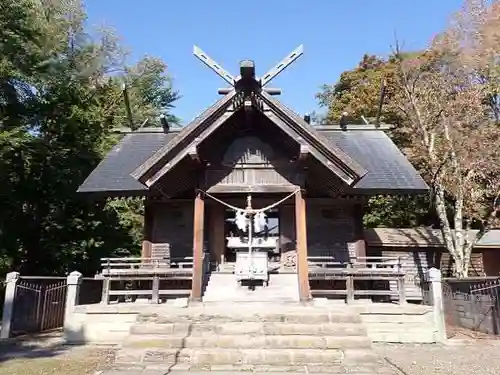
[66,300,437,345]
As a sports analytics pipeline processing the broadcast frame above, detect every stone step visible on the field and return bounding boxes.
[123,334,372,349]
[130,321,367,336]
[136,311,362,324]
[115,347,378,367]
[203,273,300,303]
[110,363,396,375]
[203,290,298,295]
[202,297,299,302]
[134,363,397,374]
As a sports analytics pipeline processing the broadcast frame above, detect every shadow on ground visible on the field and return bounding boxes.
[0,328,116,363]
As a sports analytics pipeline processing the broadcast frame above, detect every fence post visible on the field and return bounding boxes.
[426,267,447,343]
[64,271,82,327]
[1,271,20,339]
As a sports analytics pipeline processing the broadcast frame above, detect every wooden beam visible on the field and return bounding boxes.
[206,184,299,194]
[145,111,234,187]
[188,146,200,163]
[264,111,359,186]
[131,91,237,181]
[190,191,205,301]
[298,145,309,162]
[295,189,311,301]
[259,92,368,180]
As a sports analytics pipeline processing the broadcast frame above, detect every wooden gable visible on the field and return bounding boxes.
[198,111,305,193]
[131,90,367,191]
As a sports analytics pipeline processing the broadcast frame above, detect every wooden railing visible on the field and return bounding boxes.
[307,255,403,270]
[96,254,210,304]
[99,256,196,276]
[308,255,407,303]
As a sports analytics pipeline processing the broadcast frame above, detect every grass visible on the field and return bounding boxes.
[0,347,116,375]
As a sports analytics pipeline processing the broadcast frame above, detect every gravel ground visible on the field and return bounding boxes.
[2,333,500,375]
[0,336,116,375]
[375,341,500,375]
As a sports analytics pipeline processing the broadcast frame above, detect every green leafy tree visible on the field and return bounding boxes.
[0,0,179,276]
[317,54,435,228]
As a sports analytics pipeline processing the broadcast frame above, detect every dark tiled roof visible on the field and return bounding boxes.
[364,228,500,248]
[78,129,427,194]
[77,132,177,194]
[322,130,428,193]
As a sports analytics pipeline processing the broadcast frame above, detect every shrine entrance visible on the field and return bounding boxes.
[203,190,302,289]
[223,206,280,264]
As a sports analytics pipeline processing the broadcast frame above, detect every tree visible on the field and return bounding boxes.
[0,0,179,276]
[393,0,500,277]
[317,54,436,228]
[317,54,401,126]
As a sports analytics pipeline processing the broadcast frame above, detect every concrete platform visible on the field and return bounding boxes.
[68,300,437,345]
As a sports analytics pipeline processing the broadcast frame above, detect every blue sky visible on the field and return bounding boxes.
[84,0,463,124]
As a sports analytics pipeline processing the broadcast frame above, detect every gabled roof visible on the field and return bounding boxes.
[364,228,500,248]
[323,130,428,193]
[77,132,177,195]
[130,91,238,185]
[77,127,428,195]
[131,91,368,188]
[259,92,367,185]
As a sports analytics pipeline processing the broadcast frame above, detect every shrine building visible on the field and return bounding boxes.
[78,46,428,303]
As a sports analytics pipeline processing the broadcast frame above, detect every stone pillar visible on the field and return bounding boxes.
[426,267,447,343]
[1,272,20,339]
[64,271,82,326]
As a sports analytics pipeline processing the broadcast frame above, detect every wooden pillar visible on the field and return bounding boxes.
[279,206,296,268]
[353,202,366,262]
[295,190,311,301]
[209,204,225,266]
[141,200,153,259]
[190,191,205,301]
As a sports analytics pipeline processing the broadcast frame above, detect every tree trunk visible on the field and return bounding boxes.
[434,182,470,278]
[454,260,468,279]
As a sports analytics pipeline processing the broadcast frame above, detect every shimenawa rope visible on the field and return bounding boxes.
[197,188,300,213]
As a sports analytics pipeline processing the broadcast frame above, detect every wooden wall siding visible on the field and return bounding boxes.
[280,206,296,250]
[279,205,296,268]
[306,203,355,262]
[439,251,485,277]
[151,202,194,258]
[220,135,288,166]
[156,158,199,198]
[368,246,438,300]
[141,201,154,258]
[305,160,348,197]
[367,246,486,299]
[482,249,500,276]
[208,204,225,264]
[205,167,301,188]
[197,111,300,166]
[203,135,302,191]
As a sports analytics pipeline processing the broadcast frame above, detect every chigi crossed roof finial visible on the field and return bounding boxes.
[193,45,304,96]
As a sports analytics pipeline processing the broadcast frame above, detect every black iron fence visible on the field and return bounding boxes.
[442,277,500,336]
[6,275,105,338]
[421,279,431,305]
[78,278,103,305]
[11,276,67,337]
